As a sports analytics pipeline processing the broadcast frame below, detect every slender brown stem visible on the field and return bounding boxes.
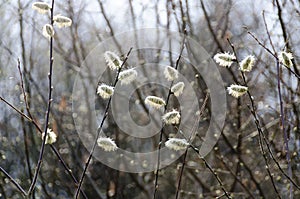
[0,166,27,196]
[189,146,231,199]
[0,95,88,198]
[174,149,188,199]
[217,155,256,199]
[246,29,300,194]
[74,48,133,198]
[175,92,209,199]
[199,0,223,51]
[0,96,32,122]
[275,58,293,198]
[262,11,276,53]
[17,59,32,118]
[153,35,186,199]
[27,0,55,194]
[18,59,34,194]
[227,38,281,198]
[247,31,300,80]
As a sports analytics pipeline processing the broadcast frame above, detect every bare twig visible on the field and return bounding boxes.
[217,155,256,199]
[189,146,231,199]
[0,96,32,122]
[175,92,210,199]
[199,0,223,51]
[275,58,293,198]
[0,166,27,196]
[17,59,34,190]
[262,11,276,53]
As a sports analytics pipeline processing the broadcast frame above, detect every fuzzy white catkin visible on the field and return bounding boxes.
[227,84,248,98]
[144,96,166,109]
[32,2,51,14]
[164,66,178,81]
[214,52,236,67]
[278,51,293,68]
[104,51,122,71]
[165,138,189,151]
[42,129,57,145]
[97,84,114,99]
[42,24,55,40]
[118,68,138,85]
[240,55,255,72]
[97,137,117,152]
[171,82,185,97]
[53,15,72,28]
[162,110,180,124]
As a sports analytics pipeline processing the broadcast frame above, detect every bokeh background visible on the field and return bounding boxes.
[0,0,300,198]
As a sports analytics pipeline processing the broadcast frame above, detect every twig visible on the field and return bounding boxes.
[21,114,33,190]
[247,31,300,80]
[275,58,293,198]
[217,155,256,199]
[175,92,210,199]
[96,0,122,52]
[275,0,300,76]
[247,21,297,197]
[0,166,27,196]
[227,38,281,198]
[199,0,223,51]
[0,96,32,122]
[17,59,34,192]
[175,149,188,199]
[0,96,88,198]
[27,0,55,194]
[262,11,276,53]
[17,59,32,118]
[189,146,231,199]
[153,35,186,199]
[74,47,133,198]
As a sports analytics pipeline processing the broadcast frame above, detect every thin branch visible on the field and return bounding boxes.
[246,30,276,57]
[74,47,133,198]
[227,38,281,198]
[0,166,27,196]
[246,28,300,192]
[262,11,276,53]
[27,0,55,194]
[247,31,300,80]
[174,149,188,199]
[175,92,210,199]
[199,0,223,51]
[275,0,300,76]
[0,96,32,122]
[189,146,231,199]
[217,155,256,199]
[275,58,293,198]
[153,35,186,199]
[17,59,34,191]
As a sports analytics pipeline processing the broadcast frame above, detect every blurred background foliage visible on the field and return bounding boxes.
[0,0,300,198]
